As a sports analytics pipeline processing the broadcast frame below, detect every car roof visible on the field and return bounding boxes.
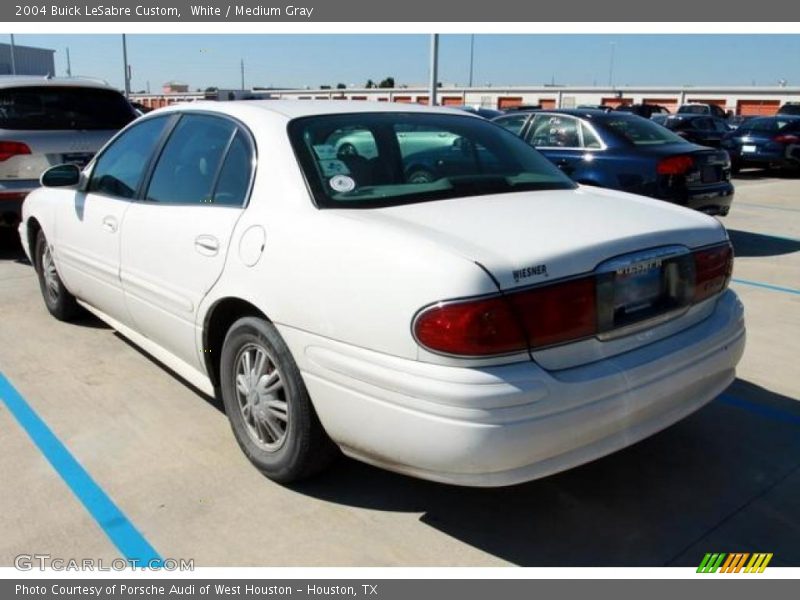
[0,75,119,91]
[496,108,633,120]
[153,99,480,121]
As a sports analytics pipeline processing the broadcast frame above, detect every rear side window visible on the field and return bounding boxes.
[604,117,686,146]
[212,131,253,207]
[527,115,581,148]
[146,114,237,205]
[88,116,170,199]
[0,86,136,131]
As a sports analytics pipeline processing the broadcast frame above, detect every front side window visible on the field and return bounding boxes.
[289,112,575,209]
[146,114,238,205]
[87,116,170,199]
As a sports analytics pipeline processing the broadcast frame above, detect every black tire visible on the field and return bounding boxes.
[34,230,80,321]
[220,317,338,483]
[406,168,436,184]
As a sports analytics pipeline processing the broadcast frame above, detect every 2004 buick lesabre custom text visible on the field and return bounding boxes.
[19,101,745,486]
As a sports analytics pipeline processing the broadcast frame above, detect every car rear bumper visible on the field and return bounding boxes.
[280,290,745,487]
[685,182,734,215]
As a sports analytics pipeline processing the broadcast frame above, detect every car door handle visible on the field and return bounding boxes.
[101,216,117,233]
[194,235,220,256]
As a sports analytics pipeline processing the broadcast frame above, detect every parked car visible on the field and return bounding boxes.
[721,115,800,173]
[650,114,669,127]
[661,114,731,147]
[576,104,613,112]
[0,76,137,228]
[677,103,731,119]
[726,115,757,130]
[21,101,744,486]
[502,104,543,113]
[493,109,734,216]
[451,105,503,119]
[777,102,800,116]
[615,104,671,119]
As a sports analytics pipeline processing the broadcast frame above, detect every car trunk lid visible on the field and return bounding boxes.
[347,186,729,369]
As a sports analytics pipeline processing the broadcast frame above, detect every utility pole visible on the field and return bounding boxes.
[468,34,475,88]
[240,59,245,90]
[9,34,17,75]
[608,41,616,89]
[121,34,131,98]
[429,34,439,106]
[66,47,72,77]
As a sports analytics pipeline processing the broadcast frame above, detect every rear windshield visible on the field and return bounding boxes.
[288,112,576,209]
[603,116,686,146]
[0,86,136,130]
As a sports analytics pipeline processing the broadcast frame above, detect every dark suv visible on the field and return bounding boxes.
[777,103,800,116]
[0,77,136,228]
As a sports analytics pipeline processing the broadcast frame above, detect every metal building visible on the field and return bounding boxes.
[0,42,56,76]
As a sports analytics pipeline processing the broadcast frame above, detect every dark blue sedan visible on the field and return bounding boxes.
[493,109,734,216]
[720,116,800,174]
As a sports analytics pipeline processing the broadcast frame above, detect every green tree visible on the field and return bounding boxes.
[378,77,395,88]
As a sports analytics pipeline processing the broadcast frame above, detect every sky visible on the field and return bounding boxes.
[7,34,800,92]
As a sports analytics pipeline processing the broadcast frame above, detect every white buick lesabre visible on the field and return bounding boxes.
[19,101,745,486]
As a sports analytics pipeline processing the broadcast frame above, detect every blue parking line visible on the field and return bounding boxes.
[731,278,800,295]
[0,373,162,566]
[719,393,800,428]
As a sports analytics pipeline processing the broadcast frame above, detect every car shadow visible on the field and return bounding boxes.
[290,379,800,566]
[727,229,800,257]
[0,228,29,264]
[113,332,225,414]
[734,168,800,180]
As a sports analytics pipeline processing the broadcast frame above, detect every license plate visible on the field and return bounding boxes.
[62,152,93,166]
[701,165,718,183]
[742,145,757,153]
[614,263,664,317]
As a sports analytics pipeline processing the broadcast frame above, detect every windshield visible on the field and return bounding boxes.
[288,112,576,209]
[0,86,136,131]
[602,116,687,146]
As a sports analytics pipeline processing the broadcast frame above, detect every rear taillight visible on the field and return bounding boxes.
[507,277,597,349]
[415,244,733,357]
[693,242,734,303]
[413,296,526,356]
[657,155,694,175]
[0,141,32,162]
[773,134,800,144]
[413,277,596,356]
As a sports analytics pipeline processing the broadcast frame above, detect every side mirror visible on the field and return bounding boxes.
[40,164,81,188]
